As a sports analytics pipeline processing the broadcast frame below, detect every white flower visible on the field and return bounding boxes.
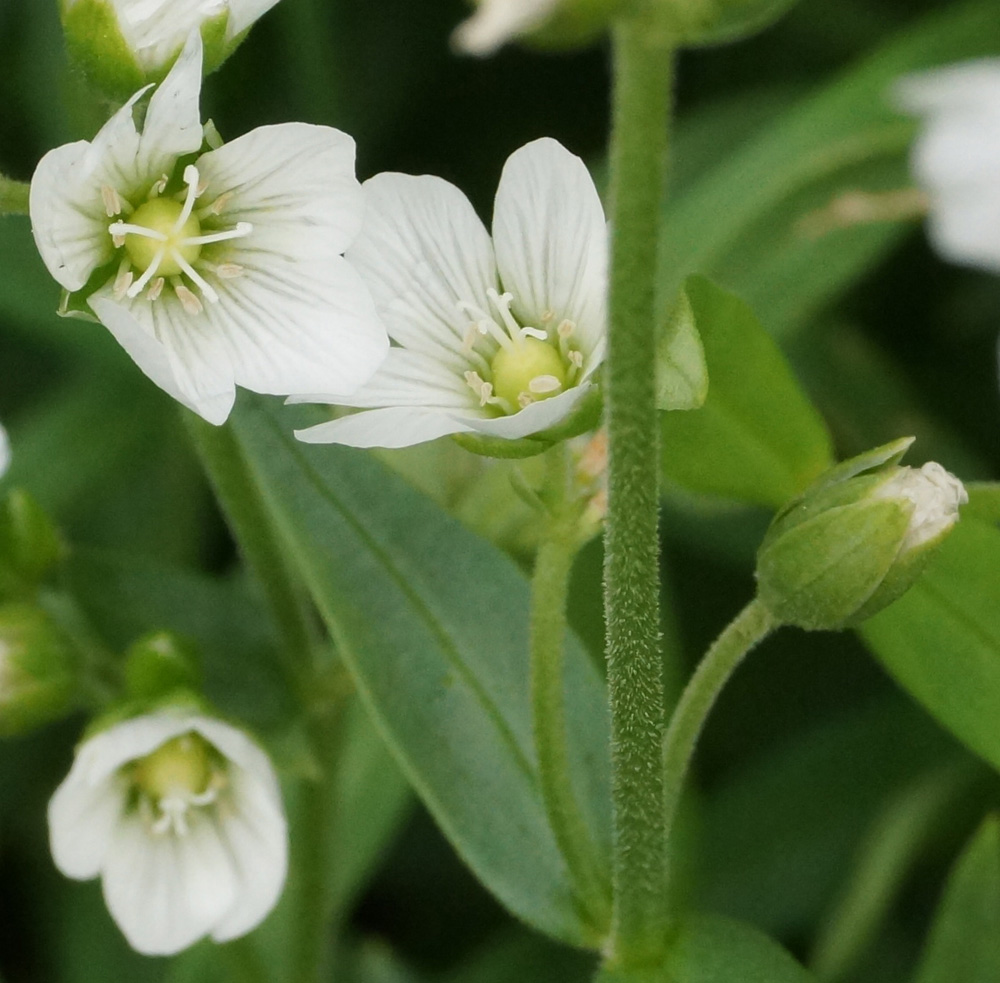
[452,0,559,55]
[896,59,1000,273]
[61,0,282,75]
[293,137,606,449]
[49,709,288,956]
[30,31,387,425]
[0,423,9,478]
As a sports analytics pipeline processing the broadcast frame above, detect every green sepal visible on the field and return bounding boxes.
[656,286,708,411]
[652,0,803,47]
[452,385,603,460]
[124,630,203,703]
[0,489,65,601]
[756,498,912,631]
[61,0,232,101]
[0,603,77,737]
[787,436,914,507]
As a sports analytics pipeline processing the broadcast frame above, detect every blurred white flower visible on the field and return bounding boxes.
[294,138,606,449]
[897,59,1000,273]
[49,709,287,956]
[31,31,387,425]
[0,423,9,478]
[61,0,282,75]
[452,0,559,55]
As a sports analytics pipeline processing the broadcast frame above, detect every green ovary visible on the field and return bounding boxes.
[490,338,568,408]
[131,733,214,799]
[125,198,202,277]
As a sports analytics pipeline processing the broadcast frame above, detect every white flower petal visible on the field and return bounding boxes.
[210,771,288,940]
[896,59,1000,116]
[102,813,236,956]
[295,407,474,448]
[452,0,559,55]
[492,138,607,356]
[196,123,363,256]
[348,172,498,363]
[90,293,236,425]
[926,187,1000,272]
[134,30,205,178]
[30,139,119,291]
[48,771,125,880]
[472,382,593,439]
[227,0,283,39]
[289,348,470,409]
[206,254,387,399]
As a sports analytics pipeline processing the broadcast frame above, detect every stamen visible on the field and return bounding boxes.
[102,185,124,217]
[175,283,204,315]
[147,277,165,301]
[528,374,562,394]
[113,259,133,300]
[557,319,576,339]
[126,248,165,297]
[518,393,534,409]
[216,263,244,279]
[464,370,492,407]
[181,222,253,247]
[569,350,583,368]
[198,192,233,218]
[172,251,219,303]
[541,309,555,324]
[148,175,169,199]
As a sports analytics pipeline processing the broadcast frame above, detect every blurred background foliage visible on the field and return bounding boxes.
[0,0,999,981]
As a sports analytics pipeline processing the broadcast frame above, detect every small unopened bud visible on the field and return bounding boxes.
[124,631,202,703]
[60,0,280,98]
[0,490,64,601]
[0,605,76,736]
[755,438,967,631]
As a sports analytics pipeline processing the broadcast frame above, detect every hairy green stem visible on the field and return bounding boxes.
[0,176,30,217]
[662,599,778,848]
[184,413,320,698]
[531,447,611,935]
[603,16,675,965]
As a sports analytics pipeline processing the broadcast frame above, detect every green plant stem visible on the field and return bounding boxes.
[603,15,675,966]
[531,447,611,934]
[0,176,29,216]
[184,412,320,697]
[662,599,778,848]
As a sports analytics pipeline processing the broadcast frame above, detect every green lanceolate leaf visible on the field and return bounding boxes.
[656,286,708,412]
[230,399,612,947]
[912,817,1000,983]
[661,277,833,508]
[860,515,1000,775]
[596,913,816,982]
[660,0,1000,338]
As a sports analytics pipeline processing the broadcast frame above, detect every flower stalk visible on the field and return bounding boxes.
[603,14,675,966]
[530,446,611,934]
[661,599,778,852]
[0,175,30,217]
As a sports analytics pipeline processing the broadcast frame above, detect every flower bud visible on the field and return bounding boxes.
[60,0,281,99]
[0,490,64,600]
[0,605,76,736]
[124,631,203,703]
[755,438,967,631]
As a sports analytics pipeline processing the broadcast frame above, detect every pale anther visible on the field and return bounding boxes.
[175,284,203,315]
[147,277,165,301]
[216,263,244,279]
[102,185,124,217]
[528,374,561,394]
[557,319,575,338]
[518,393,534,408]
[113,262,133,301]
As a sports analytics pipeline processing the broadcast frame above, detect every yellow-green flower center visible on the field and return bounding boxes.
[131,732,213,800]
[125,198,202,277]
[490,337,567,408]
